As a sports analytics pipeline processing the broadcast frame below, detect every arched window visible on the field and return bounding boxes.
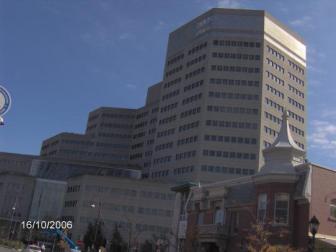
[330,199,336,219]
[274,193,289,225]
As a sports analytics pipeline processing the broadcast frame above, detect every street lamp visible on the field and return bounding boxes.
[8,206,16,240]
[90,202,102,252]
[309,216,320,252]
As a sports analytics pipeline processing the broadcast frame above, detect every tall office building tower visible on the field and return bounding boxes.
[149,8,306,182]
[40,8,306,183]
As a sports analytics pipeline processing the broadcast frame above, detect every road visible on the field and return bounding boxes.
[0,246,18,252]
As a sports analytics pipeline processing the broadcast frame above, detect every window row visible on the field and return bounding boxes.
[158,115,176,125]
[288,60,304,75]
[61,139,93,146]
[138,207,172,217]
[64,200,78,208]
[146,139,154,145]
[209,78,260,87]
[59,149,129,160]
[152,107,159,113]
[265,97,284,112]
[163,77,182,89]
[209,91,259,101]
[161,102,178,113]
[266,71,284,86]
[205,120,258,130]
[136,111,149,119]
[130,153,142,160]
[139,190,175,200]
[288,110,305,123]
[185,67,205,79]
[176,150,196,160]
[179,121,200,132]
[155,142,174,152]
[184,80,204,92]
[149,118,157,124]
[201,165,254,175]
[188,42,207,55]
[101,113,135,119]
[157,128,175,138]
[96,142,129,149]
[131,142,143,150]
[180,107,201,118]
[67,185,80,193]
[288,84,304,98]
[212,52,260,61]
[267,45,285,61]
[144,151,152,157]
[173,165,194,175]
[213,40,261,48]
[265,111,281,124]
[211,65,260,73]
[100,123,133,129]
[182,93,202,105]
[186,54,206,67]
[288,72,305,86]
[177,135,198,146]
[134,121,147,129]
[133,132,145,139]
[266,84,284,99]
[167,53,184,66]
[207,105,258,115]
[203,150,257,160]
[165,65,183,77]
[99,132,132,139]
[151,170,169,178]
[162,89,179,101]
[289,124,305,137]
[204,135,257,145]
[288,97,304,111]
[264,126,278,137]
[266,58,284,73]
[153,156,172,164]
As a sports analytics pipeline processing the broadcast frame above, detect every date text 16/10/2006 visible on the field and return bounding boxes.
[21,221,73,230]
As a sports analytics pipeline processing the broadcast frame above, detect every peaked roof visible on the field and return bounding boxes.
[265,110,305,153]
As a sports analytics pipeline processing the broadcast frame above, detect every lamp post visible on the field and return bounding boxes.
[90,202,102,252]
[7,206,16,240]
[309,216,320,252]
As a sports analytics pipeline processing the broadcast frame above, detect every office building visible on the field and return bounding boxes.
[61,175,175,247]
[40,8,307,184]
[149,8,306,182]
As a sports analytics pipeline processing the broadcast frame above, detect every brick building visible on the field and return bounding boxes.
[171,111,336,251]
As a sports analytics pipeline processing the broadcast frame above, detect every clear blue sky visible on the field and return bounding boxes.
[0,0,335,168]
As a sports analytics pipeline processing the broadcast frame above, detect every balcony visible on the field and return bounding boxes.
[198,224,227,239]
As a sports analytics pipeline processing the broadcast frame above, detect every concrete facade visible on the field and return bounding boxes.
[61,175,175,248]
[0,172,35,238]
[151,8,306,182]
[0,152,37,175]
[37,8,307,184]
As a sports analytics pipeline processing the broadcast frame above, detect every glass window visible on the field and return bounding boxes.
[330,199,336,219]
[214,208,225,225]
[197,212,204,225]
[274,193,289,224]
[257,193,267,223]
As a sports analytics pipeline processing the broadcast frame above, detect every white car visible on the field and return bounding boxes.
[23,245,42,252]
